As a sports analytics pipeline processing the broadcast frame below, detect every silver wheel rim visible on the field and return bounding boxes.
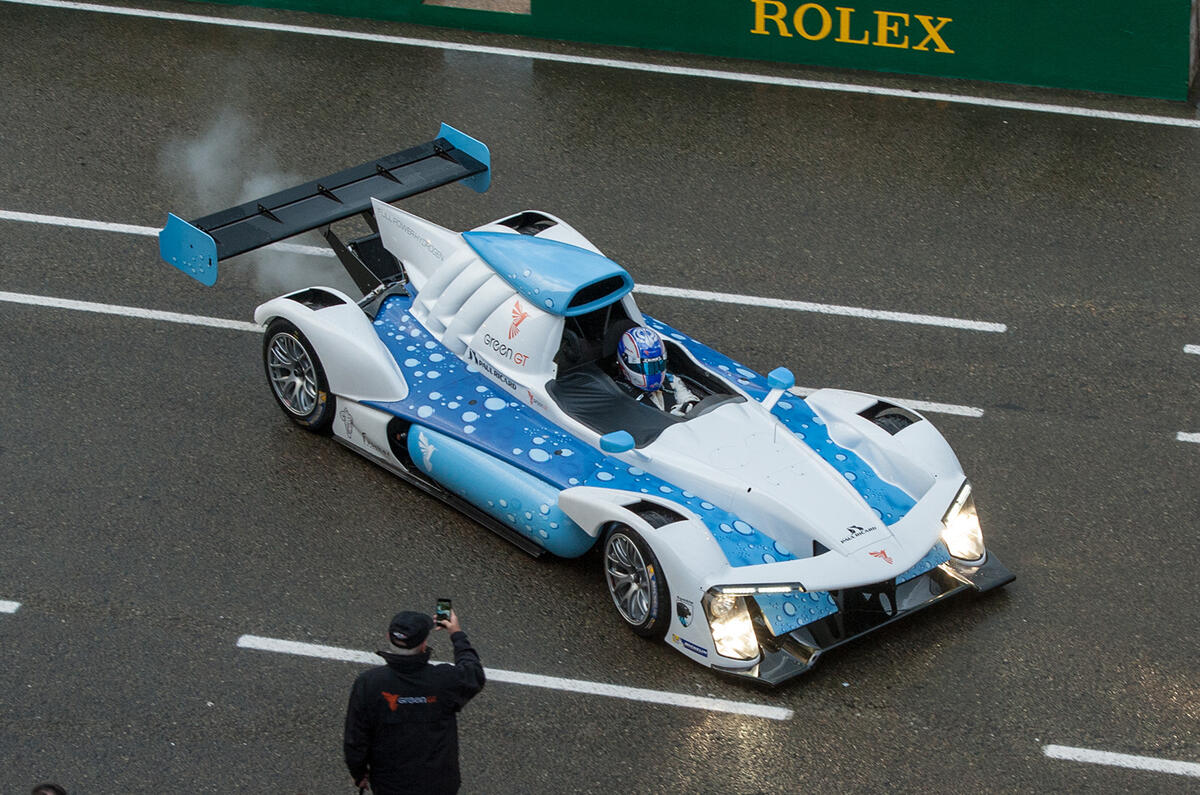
[605,532,651,626]
[266,332,318,416]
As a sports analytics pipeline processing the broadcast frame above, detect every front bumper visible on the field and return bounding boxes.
[712,553,1015,686]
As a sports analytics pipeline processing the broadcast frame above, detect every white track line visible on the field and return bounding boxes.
[638,284,1005,333]
[1175,348,1197,443]
[790,386,982,418]
[236,634,792,720]
[8,0,1200,130]
[1044,745,1200,778]
[0,289,984,416]
[0,290,262,332]
[0,210,327,257]
[0,600,21,613]
[2,209,1005,332]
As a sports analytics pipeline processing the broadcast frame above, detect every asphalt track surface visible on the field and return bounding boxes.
[1,1,1199,793]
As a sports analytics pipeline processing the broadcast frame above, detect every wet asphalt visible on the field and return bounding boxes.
[1,1,1198,792]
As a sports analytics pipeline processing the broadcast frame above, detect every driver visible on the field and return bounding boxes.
[616,326,700,416]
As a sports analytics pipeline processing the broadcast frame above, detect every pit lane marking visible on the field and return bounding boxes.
[236,634,793,721]
[1043,745,1200,778]
[1180,348,1198,442]
[788,386,983,418]
[0,209,327,258]
[637,284,1006,333]
[0,600,21,613]
[0,290,261,333]
[0,210,1005,333]
[0,289,987,417]
[8,0,1200,131]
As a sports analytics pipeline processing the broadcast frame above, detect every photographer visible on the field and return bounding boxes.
[344,608,485,794]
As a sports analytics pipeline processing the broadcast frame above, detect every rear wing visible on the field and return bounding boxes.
[158,123,490,290]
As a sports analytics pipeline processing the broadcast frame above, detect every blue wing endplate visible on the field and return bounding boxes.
[159,212,219,286]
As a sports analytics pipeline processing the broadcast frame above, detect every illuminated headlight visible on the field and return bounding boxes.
[704,591,760,661]
[941,481,985,561]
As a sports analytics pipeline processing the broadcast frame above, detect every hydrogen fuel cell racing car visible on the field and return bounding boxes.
[159,124,1013,685]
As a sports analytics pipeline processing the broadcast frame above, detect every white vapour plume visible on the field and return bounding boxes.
[160,109,357,297]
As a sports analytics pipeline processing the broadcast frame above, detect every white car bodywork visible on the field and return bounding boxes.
[250,200,1007,682]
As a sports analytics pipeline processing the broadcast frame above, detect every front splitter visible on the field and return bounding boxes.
[712,553,1015,686]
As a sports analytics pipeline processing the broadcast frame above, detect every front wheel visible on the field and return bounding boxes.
[603,525,671,639]
[263,319,335,432]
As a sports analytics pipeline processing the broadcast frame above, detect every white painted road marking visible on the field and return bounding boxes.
[639,284,1006,333]
[0,289,985,417]
[1043,745,1200,778]
[236,634,793,721]
[8,0,1200,130]
[789,386,983,418]
[1175,348,1197,443]
[0,290,262,332]
[0,600,21,613]
[1,209,1006,332]
[0,209,328,257]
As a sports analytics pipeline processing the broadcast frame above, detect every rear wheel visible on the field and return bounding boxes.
[603,525,671,639]
[263,319,334,432]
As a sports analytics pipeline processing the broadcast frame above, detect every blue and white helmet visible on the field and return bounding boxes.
[617,326,667,392]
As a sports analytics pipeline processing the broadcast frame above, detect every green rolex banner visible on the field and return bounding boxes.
[198,0,1198,99]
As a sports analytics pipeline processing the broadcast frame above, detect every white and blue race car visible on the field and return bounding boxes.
[160,125,1012,684]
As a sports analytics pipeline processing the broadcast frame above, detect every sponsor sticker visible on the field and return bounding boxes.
[837,523,883,546]
[676,597,694,628]
[466,348,517,389]
[509,299,529,339]
[671,633,708,658]
[338,407,389,458]
[482,333,529,366]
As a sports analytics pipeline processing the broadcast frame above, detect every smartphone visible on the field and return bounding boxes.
[435,598,452,624]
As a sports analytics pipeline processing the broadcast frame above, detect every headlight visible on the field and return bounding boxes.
[704,591,760,660]
[941,481,985,561]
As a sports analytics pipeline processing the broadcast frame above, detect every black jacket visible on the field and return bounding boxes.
[344,632,485,795]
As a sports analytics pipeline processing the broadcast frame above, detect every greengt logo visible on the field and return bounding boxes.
[509,300,529,339]
[382,691,437,710]
[483,333,529,366]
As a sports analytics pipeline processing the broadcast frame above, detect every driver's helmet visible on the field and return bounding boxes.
[617,326,667,392]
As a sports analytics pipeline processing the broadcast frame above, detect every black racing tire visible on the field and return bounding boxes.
[262,318,335,432]
[603,524,671,639]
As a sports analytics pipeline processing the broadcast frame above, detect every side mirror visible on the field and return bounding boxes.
[600,430,635,453]
[767,367,795,391]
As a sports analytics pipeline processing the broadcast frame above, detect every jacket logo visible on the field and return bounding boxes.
[382,691,437,710]
[509,300,529,339]
[869,549,894,564]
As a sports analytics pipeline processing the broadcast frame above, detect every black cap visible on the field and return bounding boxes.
[388,611,433,649]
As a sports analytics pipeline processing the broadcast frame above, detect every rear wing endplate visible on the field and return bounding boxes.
[159,123,490,287]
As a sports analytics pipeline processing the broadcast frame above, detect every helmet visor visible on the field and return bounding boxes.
[627,357,666,377]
